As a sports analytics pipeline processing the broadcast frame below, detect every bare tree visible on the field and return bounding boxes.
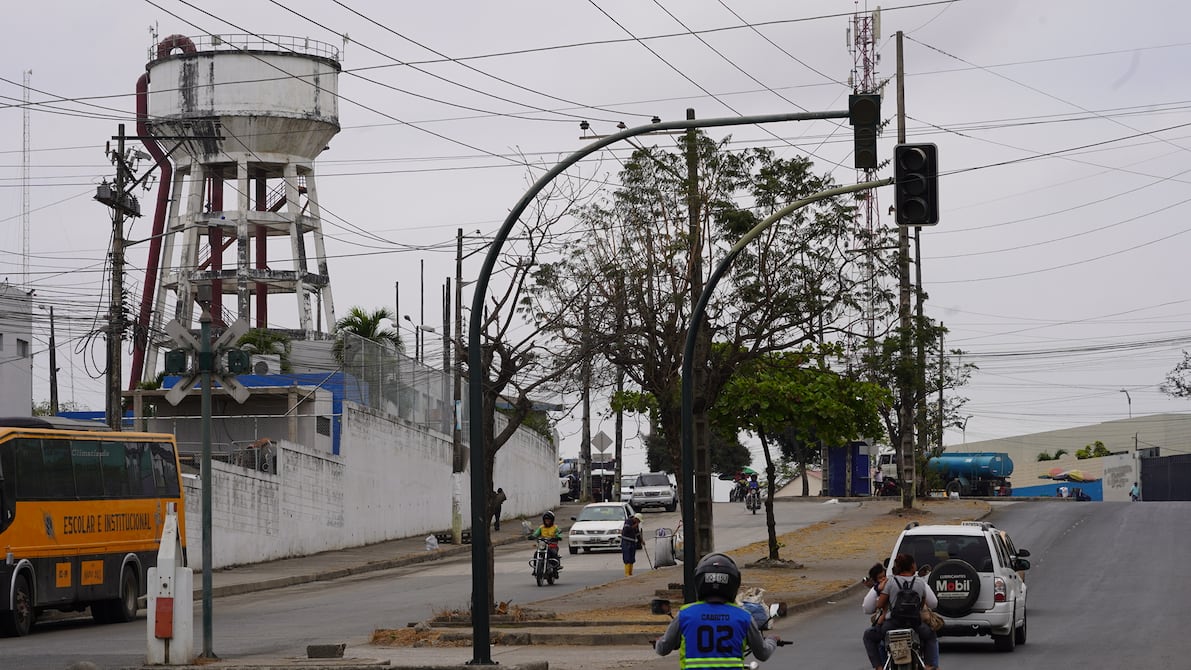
[468,165,601,613]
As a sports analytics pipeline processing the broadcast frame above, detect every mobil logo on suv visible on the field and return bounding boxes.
[933,566,976,601]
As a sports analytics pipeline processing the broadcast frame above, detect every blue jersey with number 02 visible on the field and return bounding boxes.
[675,601,752,669]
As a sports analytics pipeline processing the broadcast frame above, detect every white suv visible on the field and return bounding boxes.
[888,521,1030,652]
[629,472,677,512]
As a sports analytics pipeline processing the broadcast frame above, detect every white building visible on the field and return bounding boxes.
[0,284,33,416]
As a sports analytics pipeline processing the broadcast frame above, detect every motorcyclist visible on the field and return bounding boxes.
[746,473,761,506]
[865,553,939,670]
[654,553,780,667]
[530,510,563,571]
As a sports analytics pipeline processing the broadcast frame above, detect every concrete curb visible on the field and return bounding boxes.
[124,661,549,670]
[204,535,528,600]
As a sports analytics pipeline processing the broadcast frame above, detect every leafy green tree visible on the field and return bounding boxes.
[711,348,888,560]
[530,133,894,511]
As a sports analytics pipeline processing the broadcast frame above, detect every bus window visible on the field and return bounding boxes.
[72,440,104,499]
[152,442,181,497]
[15,438,49,499]
[135,443,156,497]
[0,444,13,530]
[99,440,130,498]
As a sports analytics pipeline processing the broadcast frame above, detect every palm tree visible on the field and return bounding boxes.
[236,328,293,372]
[333,307,404,361]
[333,307,405,411]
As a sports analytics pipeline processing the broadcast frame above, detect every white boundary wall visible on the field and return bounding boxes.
[185,400,558,569]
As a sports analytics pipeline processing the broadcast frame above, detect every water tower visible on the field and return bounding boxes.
[131,34,341,385]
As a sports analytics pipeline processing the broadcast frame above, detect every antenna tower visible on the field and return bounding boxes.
[22,70,31,288]
[847,4,882,356]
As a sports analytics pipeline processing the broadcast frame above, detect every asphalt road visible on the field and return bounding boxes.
[7,500,1188,669]
[707,500,1190,670]
[0,501,853,669]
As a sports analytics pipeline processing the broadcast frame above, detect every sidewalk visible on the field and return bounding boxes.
[127,497,993,670]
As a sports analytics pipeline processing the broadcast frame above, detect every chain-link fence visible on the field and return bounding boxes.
[339,331,465,438]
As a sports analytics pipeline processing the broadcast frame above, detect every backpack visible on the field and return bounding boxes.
[889,576,923,624]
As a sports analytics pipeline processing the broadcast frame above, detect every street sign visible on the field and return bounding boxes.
[592,430,612,453]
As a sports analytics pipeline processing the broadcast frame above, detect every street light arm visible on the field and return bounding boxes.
[466,109,856,664]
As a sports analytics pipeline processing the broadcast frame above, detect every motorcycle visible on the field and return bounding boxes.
[745,488,761,514]
[876,478,900,497]
[529,537,561,586]
[882,626,926,670]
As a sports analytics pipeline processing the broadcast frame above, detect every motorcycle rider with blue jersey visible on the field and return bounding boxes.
[654,553,780,668]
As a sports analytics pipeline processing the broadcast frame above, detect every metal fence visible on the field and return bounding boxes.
[339,331,466,439]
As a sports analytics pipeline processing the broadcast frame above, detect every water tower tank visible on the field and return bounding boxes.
[135,34,342,384]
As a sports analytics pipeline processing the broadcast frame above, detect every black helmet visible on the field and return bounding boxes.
[694,553,741,603]
[542,511,555,523]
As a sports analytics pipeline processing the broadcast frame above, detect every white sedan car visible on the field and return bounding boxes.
[567,502,635,554]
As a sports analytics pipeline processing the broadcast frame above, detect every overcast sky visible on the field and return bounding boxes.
[3,0,1190,468]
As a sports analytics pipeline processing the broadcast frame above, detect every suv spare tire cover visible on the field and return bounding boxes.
[928,559,981,617]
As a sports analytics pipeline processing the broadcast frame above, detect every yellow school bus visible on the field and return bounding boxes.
[0,417,186,636]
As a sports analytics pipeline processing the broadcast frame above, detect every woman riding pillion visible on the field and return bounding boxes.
[865,553,940,670]
[654,553,782,668]
[530,511,563,571]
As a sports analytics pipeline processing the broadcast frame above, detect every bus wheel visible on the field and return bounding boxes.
[1,573,34,637]
[95,567,138,624]
[110,567,139,623]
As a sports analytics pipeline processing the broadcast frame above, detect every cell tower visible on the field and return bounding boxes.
[129,34,342,387]
[22,70,31,288]
[847,4,883,353]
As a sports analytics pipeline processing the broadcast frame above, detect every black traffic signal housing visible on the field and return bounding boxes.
[164,349,189,375]
[226,349,251,375]
[849,94,881,170]
[893,143,939,226]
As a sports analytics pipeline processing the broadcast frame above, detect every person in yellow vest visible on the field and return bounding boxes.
[654,553,781,668]
[530,510,563,571]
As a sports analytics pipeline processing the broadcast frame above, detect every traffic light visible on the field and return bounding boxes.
[849,94,881,170]
[164,349,189,374]
[893,143,939,226]
[226,349,251,375]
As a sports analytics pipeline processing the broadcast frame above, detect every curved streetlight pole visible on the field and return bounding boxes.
[1120,388,1132,418]
[466,109,854,664]
[679,178,891,602]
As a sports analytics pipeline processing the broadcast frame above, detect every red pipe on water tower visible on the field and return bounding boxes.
[128,35,196,390]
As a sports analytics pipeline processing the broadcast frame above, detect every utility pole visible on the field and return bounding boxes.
[109,125,127,430]
[685,108,714,558]
[442,280,451,436]
[915,223,928,456]
[96,124,142,431]
[452,230,465,544]
[937,326,945,448]
[613,272,626,500]
[48,306,59,415]
[895,31,916,509]
[580,303,592,502]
